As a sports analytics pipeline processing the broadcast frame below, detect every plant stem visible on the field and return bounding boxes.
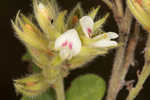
[126,32,150,100]
[106,7,132,100]
[120,22,140,81]
[53,75,65,100]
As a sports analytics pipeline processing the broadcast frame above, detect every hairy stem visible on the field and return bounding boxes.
[53,75,65,100]
[106,6,132,100]
[114,0,124,17]
[120,22,140,81]
[126,32,150,100]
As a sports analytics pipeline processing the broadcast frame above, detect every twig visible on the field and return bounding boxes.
[114,0,124,17]
[120,22,140,81]
[53,75,65,100]
[126,31,150,100]
[106,7,132,100]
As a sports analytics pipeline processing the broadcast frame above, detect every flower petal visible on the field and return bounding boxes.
[55,29,81,59]
[107,32,118,39]
[79,16,94,38]
[92,39,118,48]
[59,48,72,60]
[93,33,110,40]
[93,32,118,40]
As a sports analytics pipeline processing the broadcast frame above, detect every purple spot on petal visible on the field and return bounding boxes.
[68,42,72,50]
[62,41,68,47]
[87,28,92,33]
[87,28,92,37]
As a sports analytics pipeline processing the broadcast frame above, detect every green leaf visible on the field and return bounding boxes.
[66,74,106,100]
[22,52,32,61]
[21,88,56,100]
[22,52,41,72]
[31,64,41,73]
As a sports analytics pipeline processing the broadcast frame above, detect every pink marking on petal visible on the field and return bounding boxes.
[87,28,92,33]
[68,42,72,50]
[87,28,92,37]
[62,41,68,47]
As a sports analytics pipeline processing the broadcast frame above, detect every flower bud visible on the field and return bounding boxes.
[33,0,59,40]
[11,12,49,50]
[14,74,49,97]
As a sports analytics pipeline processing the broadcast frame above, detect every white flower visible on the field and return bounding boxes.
[92,32,118,47]
[79,16,94,38]
[79,16,118,48]
[55,29,81,60]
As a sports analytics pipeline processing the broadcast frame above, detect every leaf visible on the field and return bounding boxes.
[66,74,106,100]
[22,52,32,61]
[21,88,56,100]
[22,52,41,72]
[31,64,41,73]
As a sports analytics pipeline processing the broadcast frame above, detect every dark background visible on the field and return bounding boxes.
[2,0,150,100]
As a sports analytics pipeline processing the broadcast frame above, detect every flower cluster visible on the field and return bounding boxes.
[12,0,118,97]
[55,16,118,60]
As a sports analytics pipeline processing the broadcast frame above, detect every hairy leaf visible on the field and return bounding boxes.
[66,74,106,100]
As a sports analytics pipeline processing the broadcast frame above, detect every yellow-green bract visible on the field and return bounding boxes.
[127,0,150,32]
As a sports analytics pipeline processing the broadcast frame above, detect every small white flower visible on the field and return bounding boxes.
[79,16,118,48]
[55,29,81,60]
[92,32,118,47]
[93,32,118,48]
[79,16,94,38]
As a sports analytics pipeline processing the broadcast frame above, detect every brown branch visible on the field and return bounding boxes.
[126,31,150,100]
[120,22,140,81]
[114,0,124,17]
[106,7,133,100]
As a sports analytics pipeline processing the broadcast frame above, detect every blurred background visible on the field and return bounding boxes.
[2,0,150,99]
